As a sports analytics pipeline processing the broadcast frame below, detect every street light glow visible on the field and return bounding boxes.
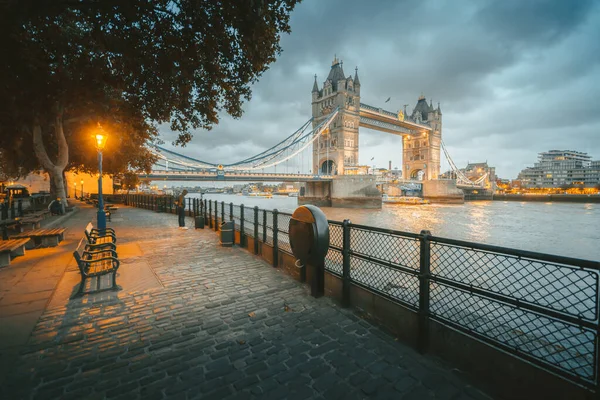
[95,124,108,151]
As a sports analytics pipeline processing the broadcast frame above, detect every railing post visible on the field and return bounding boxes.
[208,200,212,228]
[240,205,245,247]
[214,200,218,231]
[342,219,351,308]
[221,201,225,223]
[204,199,207,226]
[253,206,259,255]
[262,210,267,242]
[272,209,279,268]
[229,202,233,221]
[418,230,432,354]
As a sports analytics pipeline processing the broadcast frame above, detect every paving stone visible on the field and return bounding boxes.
[0,207,493,400]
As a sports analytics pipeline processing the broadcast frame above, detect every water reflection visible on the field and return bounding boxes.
[195,193,600,261]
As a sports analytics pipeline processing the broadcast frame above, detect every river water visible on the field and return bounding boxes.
[192,193,600,261]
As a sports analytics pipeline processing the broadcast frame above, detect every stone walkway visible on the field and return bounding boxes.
[0,205,492,400]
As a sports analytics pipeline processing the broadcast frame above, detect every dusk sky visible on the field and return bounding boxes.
[159,0,600,180]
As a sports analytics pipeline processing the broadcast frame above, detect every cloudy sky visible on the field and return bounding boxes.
[159,0,600,180]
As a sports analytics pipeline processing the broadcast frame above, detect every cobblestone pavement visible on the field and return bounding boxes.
[0,206,493,400]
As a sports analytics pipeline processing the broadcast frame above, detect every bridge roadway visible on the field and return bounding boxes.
[359,103,432,135]
[140,171,334,182]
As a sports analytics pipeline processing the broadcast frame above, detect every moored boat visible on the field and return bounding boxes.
[382,195,429,205]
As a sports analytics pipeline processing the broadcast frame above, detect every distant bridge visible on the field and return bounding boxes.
[139,170,333,183]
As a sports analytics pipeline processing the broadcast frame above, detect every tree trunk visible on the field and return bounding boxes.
[32,109,69,214]
[50,167,67,214]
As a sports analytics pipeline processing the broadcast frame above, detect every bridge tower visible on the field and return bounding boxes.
[403,96,442,181]
[311,56,360,175]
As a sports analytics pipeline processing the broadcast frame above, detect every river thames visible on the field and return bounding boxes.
[193,193,600,261]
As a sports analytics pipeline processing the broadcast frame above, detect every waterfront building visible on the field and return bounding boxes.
[518,150,600,188]
[439,161,496,183]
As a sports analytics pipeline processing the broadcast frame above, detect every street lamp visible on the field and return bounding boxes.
[80,179,84,198]
[95,126,108,229]
[73,182,77,199]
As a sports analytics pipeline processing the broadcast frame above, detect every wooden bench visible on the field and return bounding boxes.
[10,228,67,248]
[72,245,120,297]
[15,216,43,232]
[84,223,116,246]
[0,239,31,267]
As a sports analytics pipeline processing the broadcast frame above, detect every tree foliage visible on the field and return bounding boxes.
[0,0,300,199]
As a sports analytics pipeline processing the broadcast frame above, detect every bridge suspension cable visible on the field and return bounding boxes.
[150,107,340,172]
[440,140,486,188]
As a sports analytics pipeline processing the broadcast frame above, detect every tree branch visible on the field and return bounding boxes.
[32,124,55,171]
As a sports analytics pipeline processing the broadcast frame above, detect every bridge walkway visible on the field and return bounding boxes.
[0,205,492,400]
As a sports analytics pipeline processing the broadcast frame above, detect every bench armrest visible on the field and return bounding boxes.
[91,227,116,234]
[88,232,117,242]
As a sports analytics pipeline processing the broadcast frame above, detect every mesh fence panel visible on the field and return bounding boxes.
[329,222,343,250]
[325,248,343,276]
[348,226,420,308]
[278,213,293,255]
[243,206,255,238]
[264,210,273,245]
[430,282,597,383]
[430,242,599,321]
[232,205,242,232]
[351,226,420,270]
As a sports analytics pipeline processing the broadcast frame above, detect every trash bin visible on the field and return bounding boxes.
[195,215,205,229]
[220,221,234,247]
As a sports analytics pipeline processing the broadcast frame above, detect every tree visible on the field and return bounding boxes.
[0,0,300,209]
[120,172,141,194]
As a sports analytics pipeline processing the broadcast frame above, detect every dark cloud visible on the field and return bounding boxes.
[159,0,600,179]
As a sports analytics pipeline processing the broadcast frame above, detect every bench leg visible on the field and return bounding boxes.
[11,246,25,258]
[23,240,35,250]
[21,224,34,232]
[112,271,118,289]
[41,236,60,247]
[0,252,11,268]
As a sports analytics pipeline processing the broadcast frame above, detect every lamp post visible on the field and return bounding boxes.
[73,182,77,200]
[81,179,84,198]
[95,126,108,229]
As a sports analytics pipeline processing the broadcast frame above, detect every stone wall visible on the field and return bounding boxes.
[422,179,464,203]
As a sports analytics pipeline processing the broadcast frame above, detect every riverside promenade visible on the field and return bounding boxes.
[0,203,492,400]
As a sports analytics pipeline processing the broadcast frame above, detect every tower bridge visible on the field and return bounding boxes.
[145,56,491,206]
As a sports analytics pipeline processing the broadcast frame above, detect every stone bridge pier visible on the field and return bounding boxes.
[299,176,382,208]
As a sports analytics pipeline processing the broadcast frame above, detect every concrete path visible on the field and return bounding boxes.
[0,205,493,400]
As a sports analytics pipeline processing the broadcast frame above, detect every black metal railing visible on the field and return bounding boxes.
[124,195,600,392]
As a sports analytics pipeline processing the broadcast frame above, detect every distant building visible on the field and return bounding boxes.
[518,150,600,188]
[440,161,496,183]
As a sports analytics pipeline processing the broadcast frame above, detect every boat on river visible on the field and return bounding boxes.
[242,187,273,198]
[382,195,429,205]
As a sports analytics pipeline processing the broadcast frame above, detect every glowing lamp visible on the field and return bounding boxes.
[96,133,107,151]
